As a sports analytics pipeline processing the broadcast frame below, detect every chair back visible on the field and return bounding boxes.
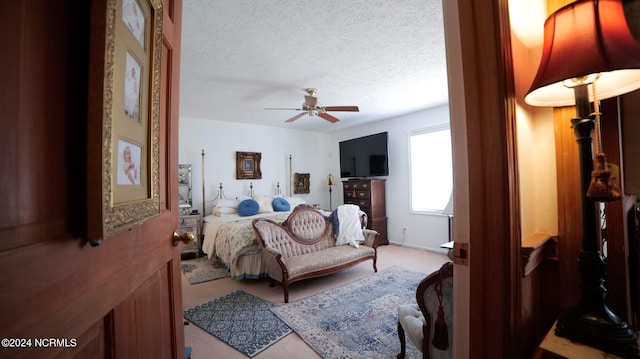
[417,261,453,359]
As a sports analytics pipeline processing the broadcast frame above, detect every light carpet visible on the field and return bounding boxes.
[183,290,292,357]
[181,256,230,284]
[271,265,424,359]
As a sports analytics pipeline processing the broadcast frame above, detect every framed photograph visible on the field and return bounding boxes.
[236,152,262,180]
[117,139,142,185]
[294,173,310,194]
[123,52,142,122]
[122,0,145,47]
[87,0,163,241]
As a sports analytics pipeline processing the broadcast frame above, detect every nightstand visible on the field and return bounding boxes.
[179,213,202,259]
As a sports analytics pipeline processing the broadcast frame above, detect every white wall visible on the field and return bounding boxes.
[329,105,451,253]
[179,117,332,213]
[509,0,559,238]
[179,104,452,254]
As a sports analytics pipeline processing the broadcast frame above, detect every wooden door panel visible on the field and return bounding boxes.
[113,264,177,358]
[69,319,107,359]
[0,0,184,358]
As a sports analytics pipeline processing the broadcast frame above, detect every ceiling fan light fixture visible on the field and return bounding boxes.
[269,88,358,123]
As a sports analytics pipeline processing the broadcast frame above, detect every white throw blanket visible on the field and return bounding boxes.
[333,204,365,248]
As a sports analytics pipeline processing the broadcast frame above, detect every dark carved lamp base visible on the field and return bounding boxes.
[555,251,638,358]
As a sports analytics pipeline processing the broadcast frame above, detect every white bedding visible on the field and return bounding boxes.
[202,212,288,257]
[202,212,292,278]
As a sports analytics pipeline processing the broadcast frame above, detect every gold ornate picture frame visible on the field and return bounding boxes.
[87,0,163,243]
[236,152,262,180]
[294,173,310,194]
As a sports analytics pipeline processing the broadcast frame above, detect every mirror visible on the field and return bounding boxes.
[178,164,192,210]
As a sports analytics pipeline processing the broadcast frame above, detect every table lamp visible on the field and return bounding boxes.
[524,0,640,355]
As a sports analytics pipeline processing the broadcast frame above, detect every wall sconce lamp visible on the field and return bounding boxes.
[327,174,335,211]
[525,0,640,355]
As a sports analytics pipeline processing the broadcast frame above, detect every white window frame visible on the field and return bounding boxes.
[408,125,453,214]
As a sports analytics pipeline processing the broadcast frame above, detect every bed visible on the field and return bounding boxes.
[203,211,289,279]
[198,151,323,279]
[201,195,316,279]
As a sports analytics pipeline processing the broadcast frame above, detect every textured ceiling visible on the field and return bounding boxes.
[179,0,448,132]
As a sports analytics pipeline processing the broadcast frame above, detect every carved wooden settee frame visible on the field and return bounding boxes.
[252,205,380,302]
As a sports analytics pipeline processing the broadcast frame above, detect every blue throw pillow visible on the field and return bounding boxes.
[237,199,259,216]
[272,197,291,212]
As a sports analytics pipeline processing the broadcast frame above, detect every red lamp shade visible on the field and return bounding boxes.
[525,0,640,107]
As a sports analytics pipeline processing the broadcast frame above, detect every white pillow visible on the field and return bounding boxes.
[283,196,306,207]
[253,195,274,213]
[213,207,237,216]
[214,198,239,209]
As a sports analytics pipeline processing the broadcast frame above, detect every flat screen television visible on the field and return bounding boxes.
[339,132,389,178]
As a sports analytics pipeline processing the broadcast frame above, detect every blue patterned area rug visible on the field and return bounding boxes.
[184,290,292,357]
[271,266,425,359]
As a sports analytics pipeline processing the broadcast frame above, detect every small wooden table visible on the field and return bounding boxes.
[534,321,637,359]
[440,241,454,260]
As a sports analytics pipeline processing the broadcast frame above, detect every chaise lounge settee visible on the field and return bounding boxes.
[252,204,381,303]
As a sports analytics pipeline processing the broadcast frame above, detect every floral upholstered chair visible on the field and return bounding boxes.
[397,261,454,359]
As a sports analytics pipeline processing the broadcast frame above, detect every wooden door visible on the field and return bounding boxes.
[443,0,522,357]
[0,0,184,358]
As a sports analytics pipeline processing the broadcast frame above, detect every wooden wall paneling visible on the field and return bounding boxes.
[553,106,584,309]
[521,234,561,357]
[521,269,542,357]
[631,199,640,329]
[620,90,640,195]
[545,0,582,324]
[620,89,640,328]
[599,96,632,321]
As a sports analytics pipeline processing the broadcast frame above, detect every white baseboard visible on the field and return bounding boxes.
[388,241,448,255]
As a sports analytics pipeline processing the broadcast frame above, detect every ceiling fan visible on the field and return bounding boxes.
[265,88,359,123]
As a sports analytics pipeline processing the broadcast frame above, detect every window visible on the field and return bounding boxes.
[409,125,453,213]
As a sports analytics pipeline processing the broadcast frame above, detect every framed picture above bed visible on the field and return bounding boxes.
[236,151,262,179]
[294,173,310,194]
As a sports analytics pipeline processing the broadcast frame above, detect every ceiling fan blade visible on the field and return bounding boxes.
[285,113,306,123]
[265,107,302,111]
[304,95,317,107]
[318,112,340,123]
[324,106,359,112]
